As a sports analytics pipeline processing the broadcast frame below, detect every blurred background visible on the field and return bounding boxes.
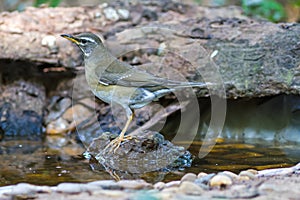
[0,0,300,22]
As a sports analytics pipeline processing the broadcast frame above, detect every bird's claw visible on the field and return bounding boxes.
[104,135,133,153]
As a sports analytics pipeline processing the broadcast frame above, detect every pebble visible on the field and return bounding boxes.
[195,173,215,185]
[258,183,276,192]
[197,172,208,178]
[209,174,233,188]
[247,169,258,175]
[179,181,204,195]
[62,104,93,124]
[3,183,51,195]
[239,170,256,180]
[293,162,300,170]
[238,175,250,181]
[222,171,239,180]
[41,35,57,52]
[165,181,181,188]
[88,180,120,190]
[46,117,69,134]
[154,182,165,190]
[161,187,179,193]
[103,7,119,21]
[117,8,130,20]
[117,180,152,190]
[92,189,126,197]
[180,173,197,182]
[56,183,87,194]
[257,167,294,177]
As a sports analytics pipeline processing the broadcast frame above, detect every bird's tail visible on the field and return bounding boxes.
[153,81,213,99]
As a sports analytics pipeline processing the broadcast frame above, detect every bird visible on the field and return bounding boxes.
[61,32,211,153]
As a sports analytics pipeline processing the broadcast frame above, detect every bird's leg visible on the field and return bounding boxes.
[104,111,134,153]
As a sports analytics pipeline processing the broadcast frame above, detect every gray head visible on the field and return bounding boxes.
[61,32,104,57]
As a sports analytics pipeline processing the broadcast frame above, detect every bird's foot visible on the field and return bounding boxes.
[104,135,133,153]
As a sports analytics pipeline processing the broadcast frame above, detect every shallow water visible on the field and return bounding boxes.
[0,136,299,186]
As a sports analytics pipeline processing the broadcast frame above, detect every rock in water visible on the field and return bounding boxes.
[86,130,193,174]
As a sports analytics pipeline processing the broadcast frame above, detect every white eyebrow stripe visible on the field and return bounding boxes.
[80,37,95,43]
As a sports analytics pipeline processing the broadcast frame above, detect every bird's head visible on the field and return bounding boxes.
[61,32,104,57]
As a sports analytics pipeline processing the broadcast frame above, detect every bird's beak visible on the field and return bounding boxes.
[61,34,80,45]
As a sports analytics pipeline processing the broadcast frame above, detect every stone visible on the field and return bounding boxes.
[247,169,258,175]
[221,171,239,180]
[117,180,152,190]
[293,162,300,170]
[161,187,179,193]
[195,173,215,186]
[197,172,208,178]
[87,180,120,190]
[45,97,72,124]
[209,174,233,188]
[3,183,50,195]
[239,171,256,180]
[117,9,130,20]
[238,175,250,181]
[62,104,93,124]
[165,181,181,188]
[179,181,204,195]
[180,173,197,182]
[103,7,119,21]
[46,117,69,134]
[41,35,57,53]
[91,189,126,197]
[154,182,165,190]
[257,167,294,177]
[56,183,87,194]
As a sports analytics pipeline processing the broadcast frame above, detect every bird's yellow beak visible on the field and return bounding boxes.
[61,34,80,45]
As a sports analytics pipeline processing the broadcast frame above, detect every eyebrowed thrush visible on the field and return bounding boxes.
[61,32,211,153]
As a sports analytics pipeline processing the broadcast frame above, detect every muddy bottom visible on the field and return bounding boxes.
[0,136,299,186]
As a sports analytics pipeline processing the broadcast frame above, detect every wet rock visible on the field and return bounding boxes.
[0,103,43,137]
[209,174,233,188]
[180,173,197,182]
[45,97,72,124]
[86,130,193,174]
[46,117,69,134]
[0,80,45,137]
[62,104,94,125]
[179,181,204,195]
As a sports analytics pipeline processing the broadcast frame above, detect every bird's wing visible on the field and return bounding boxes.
[95,56,208,89]
[97,59,168,87]
[99,69,166,87]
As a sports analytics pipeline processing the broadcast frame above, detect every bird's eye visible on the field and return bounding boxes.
[81,39,87,44]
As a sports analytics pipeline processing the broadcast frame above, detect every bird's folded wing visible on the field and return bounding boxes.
[99,70,167,87]
[96,58,207,88]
